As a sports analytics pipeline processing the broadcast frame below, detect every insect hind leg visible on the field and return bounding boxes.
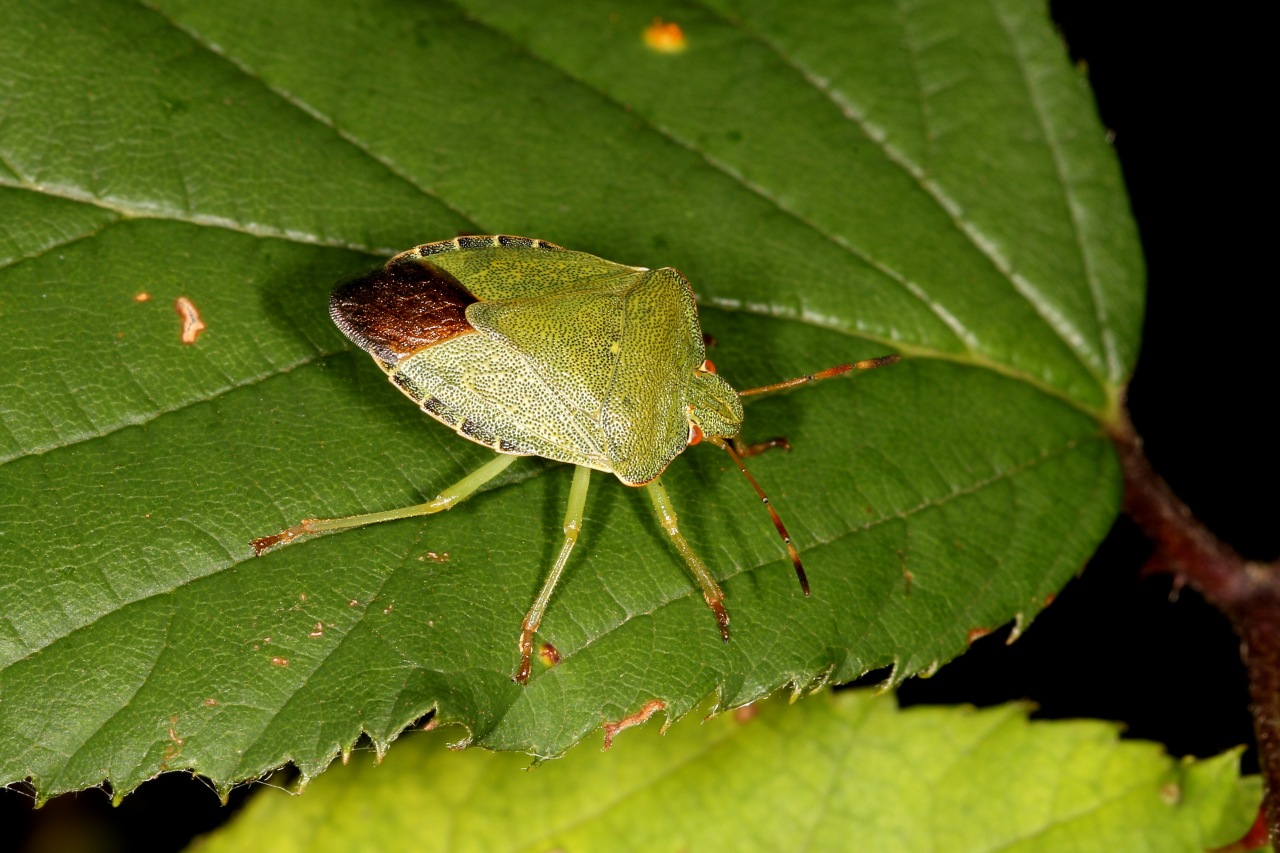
[250,453,518,554]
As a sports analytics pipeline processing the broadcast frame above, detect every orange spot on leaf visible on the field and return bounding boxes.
[602,699,665,750]
[270,656,289,667]
[643,18,686,53]
[967,627,991,645]
[134,292,150,302]
[175,296,206,344]
[539,642,561,667]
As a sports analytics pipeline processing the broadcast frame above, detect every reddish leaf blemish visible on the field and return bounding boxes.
[162,718,185,766]
[174,296,205,344]
[967,627,991,645]
[539,642,561,667]
[734,704,760,723]
[1209,807,1270,852]
[602,699,665,750]
[134,292,150,302]
[270,657,289,667]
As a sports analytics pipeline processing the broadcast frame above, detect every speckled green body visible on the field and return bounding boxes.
[376,236,744,486]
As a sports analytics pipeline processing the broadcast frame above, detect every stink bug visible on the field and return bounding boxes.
[251,235,897,683]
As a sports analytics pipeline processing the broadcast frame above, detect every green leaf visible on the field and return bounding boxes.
[0,0,1142,797]
[187,691,1262,853]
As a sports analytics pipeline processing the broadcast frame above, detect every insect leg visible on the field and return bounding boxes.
[730,436,792,458]
[514,464,592,684]
[250,453,518,554]
[736,354,900,397]
[644,477,731,642]
[709,437,809,596]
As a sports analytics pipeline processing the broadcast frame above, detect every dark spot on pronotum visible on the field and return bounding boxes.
[330,259,477,364]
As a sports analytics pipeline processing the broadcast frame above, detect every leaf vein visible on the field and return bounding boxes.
[133,0,485,240]
[698,0,1108,394]
[988,0,1120,381]
[0,349,341,468]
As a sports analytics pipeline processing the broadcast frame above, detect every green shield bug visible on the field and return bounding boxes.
[251,235,898,683]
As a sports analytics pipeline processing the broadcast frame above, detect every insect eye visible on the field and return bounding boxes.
[699,359,717,374]
[688,422,704,446]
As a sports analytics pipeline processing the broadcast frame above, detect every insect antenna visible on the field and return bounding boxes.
[737,354,899,397]
[708,436,810,596]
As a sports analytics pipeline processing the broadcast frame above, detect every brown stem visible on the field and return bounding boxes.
[1111,412,1280,843]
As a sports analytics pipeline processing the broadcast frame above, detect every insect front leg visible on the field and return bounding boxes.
[250,453,519,554]
[515,465,593,684]
[644,477,731,642]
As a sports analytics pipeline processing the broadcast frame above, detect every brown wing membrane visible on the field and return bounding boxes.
[330,259,478,365]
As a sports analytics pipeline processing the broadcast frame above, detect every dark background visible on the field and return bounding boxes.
[4,2,1269,850]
